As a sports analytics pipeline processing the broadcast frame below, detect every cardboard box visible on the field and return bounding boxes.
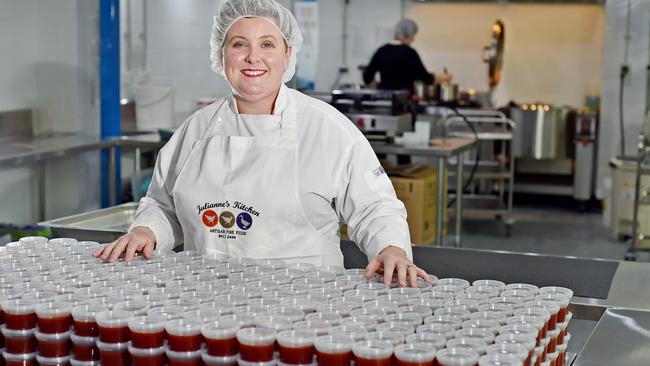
[387,164,447,245]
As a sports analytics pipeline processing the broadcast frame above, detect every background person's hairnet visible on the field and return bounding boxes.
[394,18,418,39]
[210,0,303,84]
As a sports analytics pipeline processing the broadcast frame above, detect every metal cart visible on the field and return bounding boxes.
[443,108,516,236]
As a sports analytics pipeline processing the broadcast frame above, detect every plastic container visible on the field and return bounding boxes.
[71,304,105,338]
[35,302,73,334]
[1,326,36,354]
[237,327,276,362]
[495,334,536,366]
[352,340,393,366]
[394,343,436,366]
[2,352,36,366]
[96,341,130,366]
[455,328,496,345]
[405,332,446,349]
[201,320,240,357]
[479,353,523,366]
[128,315,166,349]
[277,330,315,365]
[201,352,238,366]
[70,334,99,362]
[314,334,354,366]
[128,345,165,366]
[2,299,38,330]
[35,355,71,366]
[35,330,71,358]
[95,310,133,343]
[69,360,99,366]
[165,318,203,352]
[435,347,480,366]
[486,343,528,363]
[447,338,487,356]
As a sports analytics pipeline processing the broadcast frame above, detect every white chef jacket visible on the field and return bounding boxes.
[130,84,412,262]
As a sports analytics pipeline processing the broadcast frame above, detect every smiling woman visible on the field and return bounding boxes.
[94,0,430,288]
[223,17,291,114]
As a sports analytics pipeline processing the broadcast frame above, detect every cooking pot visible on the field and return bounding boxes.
[435,82,459,102]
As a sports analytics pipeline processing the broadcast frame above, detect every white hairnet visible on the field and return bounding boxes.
[210,0,303,84]
[394,18,418,39]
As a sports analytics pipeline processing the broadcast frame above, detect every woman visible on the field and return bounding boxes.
[363,18,452,93]
[94,0,429,287]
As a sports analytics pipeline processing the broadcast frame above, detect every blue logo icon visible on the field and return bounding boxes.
[236,212,253,230]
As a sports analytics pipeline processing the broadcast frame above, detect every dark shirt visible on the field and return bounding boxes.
[363,43,434,92]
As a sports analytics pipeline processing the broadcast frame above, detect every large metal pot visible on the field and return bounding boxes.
[510,104,575,159]
[435,83,459,102]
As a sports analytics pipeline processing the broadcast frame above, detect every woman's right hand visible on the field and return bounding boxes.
[92,226,156,262]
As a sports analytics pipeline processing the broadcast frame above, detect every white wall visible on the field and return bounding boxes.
[0,0,100,225]
[596,0,650,198]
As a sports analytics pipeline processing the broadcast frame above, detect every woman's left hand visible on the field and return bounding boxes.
[365,246,431,287]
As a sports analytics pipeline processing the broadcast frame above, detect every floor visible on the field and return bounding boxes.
[453,196,650,262]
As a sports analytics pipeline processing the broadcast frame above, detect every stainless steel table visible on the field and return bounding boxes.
[0,134,117,221]
[370,137,476,247]
[0,133,167,221]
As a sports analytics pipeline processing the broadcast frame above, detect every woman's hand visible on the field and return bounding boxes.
[364,246,431,287]
[92,226,156,262]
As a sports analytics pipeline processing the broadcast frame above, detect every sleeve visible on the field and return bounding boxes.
[411,49,434,85]
[334,137,413,261]
[128,123,192,252]
[363,49,381,85]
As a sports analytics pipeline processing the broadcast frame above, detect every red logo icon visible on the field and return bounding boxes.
[202,210,219,227]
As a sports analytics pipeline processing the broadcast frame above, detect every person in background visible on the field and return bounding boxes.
[94,0,430,287]
[363,18,452,93]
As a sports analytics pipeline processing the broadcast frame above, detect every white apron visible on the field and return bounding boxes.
[171,93,344,267]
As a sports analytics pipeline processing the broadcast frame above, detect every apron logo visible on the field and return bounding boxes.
[372,166,386,177]
[201,210,219,227]
[219,211,236,228]
[236,212,253,230]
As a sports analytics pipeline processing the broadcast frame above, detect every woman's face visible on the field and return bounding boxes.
[223,17,291,105]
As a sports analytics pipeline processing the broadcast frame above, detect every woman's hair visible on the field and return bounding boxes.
[394,18,418,40]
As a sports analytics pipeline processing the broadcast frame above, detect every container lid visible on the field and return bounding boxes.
[375,321,415,337]
[328,324,368,341]
[71,303,107,322]
[365,330,404,346]
[1,325,37,337]
[165,348,202,360]
[165,317,203,336]
[479,353,524,366]
[22,291,58,304]
[128,314,167,333]
[462,319,500,334]
[128,345,165,356]
[1,298,39,314]
[69,359,99,366]
[304,311,342,325]
[472,280,506,290]
[254,315,293,332]
[35,329,72,341]
[294,319,332,334]
[499,324,538,338]
[277,330,315,348]
[35,301,73,318]
[95,309,134,327]
[113,299,150,315]
[535,293,570,307]
[447,338,488,355]
[406,332,446,349]
[539,286,573,298]
[436,347,480,366]
[70,333,97,345]
[485,343,528,360]
[504,283,539,294]
[3,351,37,361]
[35,355,72,366]
[96,340,129,351]
[236,355,276,366]
[352,340,393,360]
[201,319,240,339]
[455,328,496,344]
[236,327,276,345]
[313,334,354,353]
[146,305,185,320]
[394,343,436,362]
[201,352,238,365]
[495,333,536,350]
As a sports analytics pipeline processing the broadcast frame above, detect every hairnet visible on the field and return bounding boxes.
[394,18,418,39]
[210,0,303,84]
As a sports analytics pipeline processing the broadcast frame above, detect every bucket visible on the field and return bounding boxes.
[133,84,175,131]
